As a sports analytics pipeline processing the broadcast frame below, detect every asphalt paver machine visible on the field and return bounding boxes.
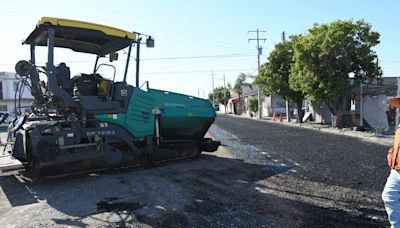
[0,17,219,176]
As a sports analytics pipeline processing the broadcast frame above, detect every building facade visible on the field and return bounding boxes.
[306,77,398,132]
[224,83,290,118]
[0,72,34,113]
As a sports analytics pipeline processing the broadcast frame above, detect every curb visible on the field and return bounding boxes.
[217,113,393,146]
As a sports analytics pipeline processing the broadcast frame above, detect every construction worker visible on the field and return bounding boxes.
[382,97,400,227]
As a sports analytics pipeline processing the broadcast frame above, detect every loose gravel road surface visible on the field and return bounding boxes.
[0,115,390,227]
[213,114,390,227]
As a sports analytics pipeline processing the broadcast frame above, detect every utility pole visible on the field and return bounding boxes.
[210,71,216,106]
[248,29,266,119]
[282,31,291,123]
[223,74,227,114]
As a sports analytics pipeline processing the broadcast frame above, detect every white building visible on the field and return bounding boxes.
[0,72,34,113]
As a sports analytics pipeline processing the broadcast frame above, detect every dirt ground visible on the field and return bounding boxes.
[0,124,388,227]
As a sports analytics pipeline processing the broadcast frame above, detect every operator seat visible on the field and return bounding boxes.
[56,63,72,93]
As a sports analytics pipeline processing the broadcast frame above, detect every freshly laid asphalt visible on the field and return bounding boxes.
[214,114,390,193]
[0,114,390,227]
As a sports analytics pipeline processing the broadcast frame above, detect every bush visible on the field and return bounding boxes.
[247,97,258,113]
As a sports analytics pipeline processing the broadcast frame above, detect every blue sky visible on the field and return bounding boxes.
[0,0,399,97]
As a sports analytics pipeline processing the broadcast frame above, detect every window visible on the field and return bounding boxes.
[0,82,3,100]
[0,105,7,111]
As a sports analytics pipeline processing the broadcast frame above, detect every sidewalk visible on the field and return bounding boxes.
[219,113,393,146]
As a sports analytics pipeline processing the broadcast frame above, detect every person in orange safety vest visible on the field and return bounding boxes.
[382,97,400,228]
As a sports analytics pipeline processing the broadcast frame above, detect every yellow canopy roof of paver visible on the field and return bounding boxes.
[23,17,136,56]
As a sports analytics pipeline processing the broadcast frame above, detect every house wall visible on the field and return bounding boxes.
[363,94,389,130]
[309,101,332,124]
[262,95,287,117]
[0,72,34,113]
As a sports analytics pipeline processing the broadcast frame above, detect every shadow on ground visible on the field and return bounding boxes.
[0,154,388,227]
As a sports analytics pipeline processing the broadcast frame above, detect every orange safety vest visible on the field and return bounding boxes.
[388,128,400,170]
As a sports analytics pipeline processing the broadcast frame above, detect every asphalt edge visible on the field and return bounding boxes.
[216,113,393,147]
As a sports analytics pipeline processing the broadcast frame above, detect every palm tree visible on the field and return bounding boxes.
[233,73,250,114]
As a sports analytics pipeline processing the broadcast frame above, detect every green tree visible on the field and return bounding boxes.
[256,35,305,122]
[246,97,258,114]
[290,20,382,127]
[208,87,231,104]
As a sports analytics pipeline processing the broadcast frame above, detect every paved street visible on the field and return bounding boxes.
[214,114,389,192]
[0,115,390,227]
[213,114,390,226]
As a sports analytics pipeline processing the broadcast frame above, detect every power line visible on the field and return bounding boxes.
[160,35,252,50]
[149,57,225,71]
[141,53,255,60]
[3,0,36,7]
[0,52,256,66]
[107,67,256,77]
[139,68,257,75]
[0,1,251,51]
